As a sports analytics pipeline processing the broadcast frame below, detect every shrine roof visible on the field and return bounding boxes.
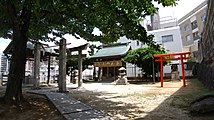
[3,40,58,57]
[90,42,131,59]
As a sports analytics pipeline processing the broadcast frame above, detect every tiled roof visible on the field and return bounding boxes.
[90,43,131,59]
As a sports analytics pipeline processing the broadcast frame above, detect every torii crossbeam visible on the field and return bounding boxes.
[154,51,190,87]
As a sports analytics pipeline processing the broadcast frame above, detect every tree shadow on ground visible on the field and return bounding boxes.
[68,79,214,120]
[69,88,147,119]
[0,86,64,120]
[137,79,214,120]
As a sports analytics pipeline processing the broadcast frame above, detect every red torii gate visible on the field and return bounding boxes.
[154,51,190,87]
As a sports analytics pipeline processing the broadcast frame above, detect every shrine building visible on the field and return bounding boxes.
[90,42,131,81]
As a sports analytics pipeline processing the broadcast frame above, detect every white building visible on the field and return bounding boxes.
[147,26,183,76]
[148,26,182,53]
[117,16,183,77]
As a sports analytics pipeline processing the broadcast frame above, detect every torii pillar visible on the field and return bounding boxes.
[58,38,67,92]
[33,42,41,88]
[78,49,83,87]
[67,43,89,88]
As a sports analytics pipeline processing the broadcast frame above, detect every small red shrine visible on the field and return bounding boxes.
[154,51,190,87]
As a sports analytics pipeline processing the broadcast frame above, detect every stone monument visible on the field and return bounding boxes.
[171,64,180,81]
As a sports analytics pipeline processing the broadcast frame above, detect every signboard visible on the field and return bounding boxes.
[94,60,122,67]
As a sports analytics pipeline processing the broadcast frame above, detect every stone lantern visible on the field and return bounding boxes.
[116,67,129,85]
[72,69,78,84]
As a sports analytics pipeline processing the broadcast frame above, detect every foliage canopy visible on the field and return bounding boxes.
[0,0,178,43]
[0,0,178,103]
[124,45,167,77]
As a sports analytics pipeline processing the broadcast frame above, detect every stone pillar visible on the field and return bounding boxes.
[34,42,40,88]
[59,38,67,92]
[78,49,83,87]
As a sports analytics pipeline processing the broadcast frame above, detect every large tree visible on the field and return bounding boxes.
[0,0,178,104]
[124,45,167,78]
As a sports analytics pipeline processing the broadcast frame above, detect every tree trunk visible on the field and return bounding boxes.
[4,33,27,104]
[4,0,32,104]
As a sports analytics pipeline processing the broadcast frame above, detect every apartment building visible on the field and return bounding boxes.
[178,0,207,58]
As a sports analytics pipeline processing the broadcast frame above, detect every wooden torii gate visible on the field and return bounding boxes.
[57,38,89,92]
[154,51,190,87]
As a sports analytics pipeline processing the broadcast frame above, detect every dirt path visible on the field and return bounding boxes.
[68,80,214,120]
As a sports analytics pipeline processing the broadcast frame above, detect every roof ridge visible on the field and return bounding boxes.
[102,42,130,48]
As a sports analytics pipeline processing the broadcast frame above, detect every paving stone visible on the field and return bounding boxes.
[64,109,112,120]
[27,89,113,120]
[55,103,92,114]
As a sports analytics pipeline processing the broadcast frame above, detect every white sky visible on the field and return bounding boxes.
[158,0,206,19]
[0,38,10,52]
[0,0,206,52]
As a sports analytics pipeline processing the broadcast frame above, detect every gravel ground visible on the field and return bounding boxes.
[1,79,214,120]
[67,80,213,120]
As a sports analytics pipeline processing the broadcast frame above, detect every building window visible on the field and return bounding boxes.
[201,14,206,22]
[162,35,173,43]
[193,31,200,41]
[191,20,198,30]
[186,34,191,41]
[184,24,190,31]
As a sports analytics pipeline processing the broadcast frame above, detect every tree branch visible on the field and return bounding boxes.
[5,0,20,33]
[20,0,32,33]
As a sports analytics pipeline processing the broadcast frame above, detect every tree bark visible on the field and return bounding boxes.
[4,0,32,104]
[4,32,28,104]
